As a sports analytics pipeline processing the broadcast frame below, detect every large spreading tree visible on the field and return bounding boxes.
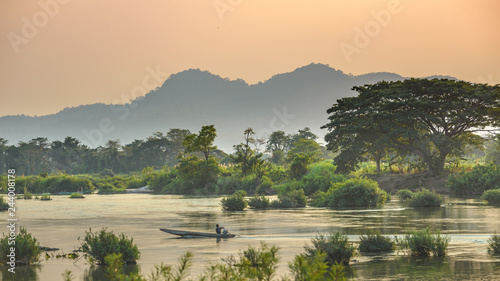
[323,79,500,175]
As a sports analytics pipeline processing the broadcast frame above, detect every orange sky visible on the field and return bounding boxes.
[1,0,499,117]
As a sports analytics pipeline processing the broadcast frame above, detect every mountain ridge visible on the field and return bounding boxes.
[0,63,457,152]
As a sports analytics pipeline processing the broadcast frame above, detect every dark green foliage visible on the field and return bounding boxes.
[0,226,41,265]
[255,176,274,195]
[397,189,414,200]
[79,228,140,265]
[299,162,346,195]
[305,232,356,265]
[100,169,115,177]
[406,188,443,207]
[358,231,395,253]
[323,79,500,176]
[247,195,270,209]
[221,190,248,211]
[272,161,345,196]
[448,164,500,195]
[396,227,450,256]
[0,196,9,210]
[173,156,220,194]
[147,168,176,194]
[488,233,500,254]
[287,139,322,179]
[288,154,313,179]
[16,174,95,194]
[481,189,500,205]
[269,189,307,208]
[311,177,387,208]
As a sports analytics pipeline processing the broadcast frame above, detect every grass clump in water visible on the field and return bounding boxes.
[0,226,41,265]
[269,189,307,208]
[69,192,85,199]
[481,189,500,205]
[396,189,414,200]
[405,188,443,207]
[396,227,450,256]
[488,233,500,254]
[247,195,270,209]
[78,228,140,265]
[304,232,356,265]
[40,194,52,200]
[221,190,247,211]
[358,231,395,253]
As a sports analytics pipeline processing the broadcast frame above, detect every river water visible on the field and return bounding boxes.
[1,194,500,280]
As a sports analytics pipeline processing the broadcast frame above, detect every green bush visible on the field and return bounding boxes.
[148,169,176,194]
[481,189,500,205]
[269,189,307,208]
[358,231,395,253]
[235,242,280,280]
[304,232,356,265]
[247,195,270,209]
[0,196,9,210]
[255,176,274,195]
[397,189,414,200]
[406,188,443,207]
[300,161,346,195]
[396,227,450,256]
[488,233,500,254]
[69,192,85,199]
[40,194,51,201]
[79,228,140,265]
[289,250,347,281]
[0,226,41,265]
[221,190,248,211]
[312,177,387,208]
[448,163,500,195]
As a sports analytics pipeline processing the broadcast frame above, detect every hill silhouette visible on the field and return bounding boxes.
[0,63,454,152]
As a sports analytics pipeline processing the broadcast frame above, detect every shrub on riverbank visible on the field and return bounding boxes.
[79,228,140,265]
[481,189,500,205]
[396,227,450,256]
[358,231,395,253]
[405,188,443,207]
[304,232,356,265]
[269,189,307,208]
[0,196,8,210]
[16,174,95,194]
[447,163,500,195]
[0,226,41,265]
[311,177,387,208]
[221,190,247,211]
[247,195,270,209]
[396,189,414,200]
[488,233,500,254]
[273,161,346,196]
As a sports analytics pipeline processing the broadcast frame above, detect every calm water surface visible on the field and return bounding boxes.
[1,194,500,280]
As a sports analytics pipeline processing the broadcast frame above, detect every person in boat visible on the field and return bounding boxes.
[216,224,228,234]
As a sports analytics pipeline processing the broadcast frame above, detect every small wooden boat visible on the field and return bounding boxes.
[160,228,236,238]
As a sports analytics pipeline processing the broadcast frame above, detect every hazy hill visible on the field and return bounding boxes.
[0,63,453,152]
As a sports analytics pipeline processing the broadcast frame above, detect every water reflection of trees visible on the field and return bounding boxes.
[1,265,40,281]
[83,264,140,281]
[353,257,500,280]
